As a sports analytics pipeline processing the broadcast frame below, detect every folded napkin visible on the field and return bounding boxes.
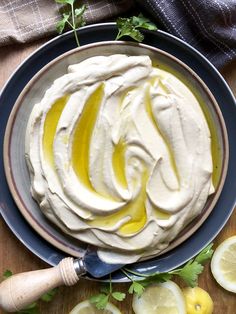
[0,0,235,69]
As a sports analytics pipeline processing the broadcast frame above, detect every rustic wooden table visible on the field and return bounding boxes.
[0,39,236,314]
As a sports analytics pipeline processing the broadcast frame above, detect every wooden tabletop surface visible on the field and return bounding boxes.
[0,39,236,314]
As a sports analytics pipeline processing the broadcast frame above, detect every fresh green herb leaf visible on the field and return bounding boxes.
[90,274,126,309]
[90,294,105,303]
[3,269,13,279]
[122,269,145,297]
[123,243,213,290]
[18,303,39,314]
[131,14,157,31]
[55,0,86,46]
[74,5,86,28]
[55,0,74,5]
[40,287,58,302]
[172,260,204,287]
[111,291,126,301]
[140,272,173,287]
[194,243,214,265]
[100,284,110,294]
[22,303,37,309]
[90,293,109,310]
[128,281,145,297]
[90,243,214,309]
[56,13,70,34]
[115,14,157,42]
[169,243,214,286]
[74,5,86,18]
[116,17,144,42]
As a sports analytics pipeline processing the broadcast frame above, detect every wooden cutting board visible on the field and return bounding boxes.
[0,39,236,314]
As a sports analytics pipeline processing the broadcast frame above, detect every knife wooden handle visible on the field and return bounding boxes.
[0,257,79,312]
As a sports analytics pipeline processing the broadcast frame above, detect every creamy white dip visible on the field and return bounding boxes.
[25,55,214,264]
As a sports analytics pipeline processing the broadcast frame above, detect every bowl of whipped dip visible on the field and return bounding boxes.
[4,41,228,265]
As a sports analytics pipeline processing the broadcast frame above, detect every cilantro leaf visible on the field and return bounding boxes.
[170,243,213,287]
[75,5,86,18]
[115,14,157,42]
[141,272,173,287]
[55,0,74,4]
[74,5,86,28]
[131,14,158,30]
[56,13,70,34]
[18,303,38,314]
[90,293,109,310]
[174,260,204,287]
[40,288,58,302]
[112,291,126,301]
[195,243,214,265]
[116,17,144,42]
[3,269,13,279]
[89,294,105,303]
[55,0,86,46]
[90,275,126,309]
[89,242,214,310]
[100,284,110,294]
[128,281,145,297]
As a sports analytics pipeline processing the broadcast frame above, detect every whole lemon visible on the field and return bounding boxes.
[182,287,213,314]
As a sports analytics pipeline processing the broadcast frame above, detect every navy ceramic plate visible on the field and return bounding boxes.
[1,23,236,281]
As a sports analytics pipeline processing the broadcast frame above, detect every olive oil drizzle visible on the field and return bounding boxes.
[71,84,104,194]
[42,64,219,237]
[89,171,148,235]
[112,139,128,189]
[43,95,69,168]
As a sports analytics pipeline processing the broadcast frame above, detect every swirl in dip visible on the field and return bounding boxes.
[25,55,215,264]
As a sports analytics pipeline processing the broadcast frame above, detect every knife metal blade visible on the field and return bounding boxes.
[74,246,124,278]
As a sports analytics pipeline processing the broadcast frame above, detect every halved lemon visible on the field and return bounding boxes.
[69,300,122,314]
[182,287,213,314]
[132,281,186,314]
[211,235,236,292]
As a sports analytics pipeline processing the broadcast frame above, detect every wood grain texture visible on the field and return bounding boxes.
[0,41,235,314]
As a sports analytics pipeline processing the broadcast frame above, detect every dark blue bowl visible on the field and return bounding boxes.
[1,23,236,281]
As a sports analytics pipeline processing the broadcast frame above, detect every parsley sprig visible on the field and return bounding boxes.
[115,14,157,42]
[89,243,213,310]
[90,274,126,310]
[55,0,157,46]
[122,243,214,297]
[1,271,58,314]
[122,269,145,297]
[55,0,86,46]
[3,269,13,279]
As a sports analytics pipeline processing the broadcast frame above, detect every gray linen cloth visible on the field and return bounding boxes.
[0,0,235,68]
[136,0,236,68]
[0,0,134,45]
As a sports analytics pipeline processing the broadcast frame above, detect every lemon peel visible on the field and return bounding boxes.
[211,235,236,292]
[132,281,186,314]
[182,287,213,314]
[69,300,122,314]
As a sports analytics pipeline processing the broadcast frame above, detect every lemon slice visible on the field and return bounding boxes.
[182,287,213,314]
[132,281,186,314]
[69,300,122,314]
[211,235,236,292]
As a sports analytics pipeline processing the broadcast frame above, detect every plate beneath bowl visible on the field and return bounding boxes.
[0,23,236,281]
